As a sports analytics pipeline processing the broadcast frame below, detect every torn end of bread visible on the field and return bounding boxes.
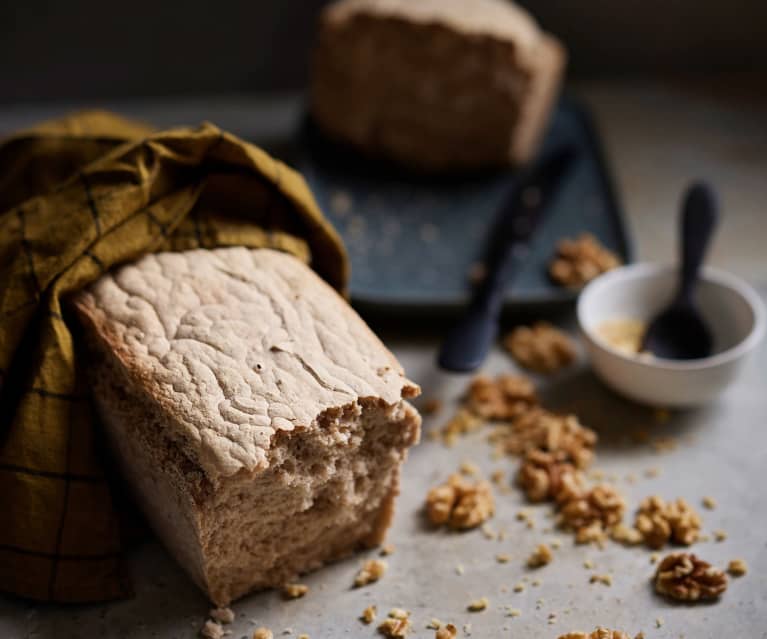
[73,247,420,605]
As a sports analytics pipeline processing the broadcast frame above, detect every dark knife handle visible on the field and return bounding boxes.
[438,146,577,373]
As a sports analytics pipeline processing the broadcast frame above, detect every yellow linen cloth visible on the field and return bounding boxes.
[0,111,348,602]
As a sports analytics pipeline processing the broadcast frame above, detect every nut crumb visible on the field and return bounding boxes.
[702,496,717,510]
[380,544,395,556]
[361,606,377,624]
[201,620,224,639]
[438,408,483,446]
[506,607,522,618]
[650,436,677,453]
[728,558,748,576]
[298,635,309,639]
[354,559,387,587]
[435,623,458,639]
[282,583,308,599]
[388,608,409,620]
[253,629,274,639]
[714,529,728,542]
[459,460,481,476]
[610,523,643,546]
[650,553,660,564]
[209,607,235,624]
[531,578,542,587]
[455,564,465,575]
[467,597,489,612]
[654,552,727,601]
[590,574,613,586]
[643,467,660,478]
[467,374,538,421]
[426,474,495,530]
[496,553,512,563]
[426,619,442,630]
[480,523,497,540]
[513,582,525,592]
[527,543,553,568]
[655,618,663,629]
[378,618,410,638]
[583,559,594,569]
[503,322,576,374]
[557,629,633,639]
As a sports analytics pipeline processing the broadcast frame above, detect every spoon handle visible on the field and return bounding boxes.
[679,181,718,300]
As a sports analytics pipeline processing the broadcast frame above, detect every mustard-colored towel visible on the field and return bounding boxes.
[0,111,348,602]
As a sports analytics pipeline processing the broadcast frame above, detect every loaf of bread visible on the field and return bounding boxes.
[73,247,420,605]
[310,0,566,173]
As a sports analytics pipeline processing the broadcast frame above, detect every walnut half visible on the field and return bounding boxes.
[502,322,576,374]
[635,496,701,549]
[654,552,728,601]
[426,474,495,530]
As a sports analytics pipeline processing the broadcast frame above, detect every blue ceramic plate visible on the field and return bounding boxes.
[297,96,633,311]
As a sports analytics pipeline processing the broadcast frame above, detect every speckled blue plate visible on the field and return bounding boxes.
[297,96,633,311]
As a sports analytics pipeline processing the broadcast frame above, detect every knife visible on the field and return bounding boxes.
[437,145,578,372]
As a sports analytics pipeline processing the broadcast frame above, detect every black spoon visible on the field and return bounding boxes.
[641,181,718,359]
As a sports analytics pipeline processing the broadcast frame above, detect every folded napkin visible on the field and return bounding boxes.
[0,111,348,602]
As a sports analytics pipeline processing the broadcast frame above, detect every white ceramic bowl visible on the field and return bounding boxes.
[577,263,765,407]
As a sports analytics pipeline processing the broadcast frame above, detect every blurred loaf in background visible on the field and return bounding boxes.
[310,0,567,173]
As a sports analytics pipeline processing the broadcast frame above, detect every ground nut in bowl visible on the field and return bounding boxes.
[577,263,765,407]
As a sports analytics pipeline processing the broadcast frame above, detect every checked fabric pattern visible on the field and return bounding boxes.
[0,111,348,602]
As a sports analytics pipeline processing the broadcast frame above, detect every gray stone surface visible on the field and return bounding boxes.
[2,80,766,637]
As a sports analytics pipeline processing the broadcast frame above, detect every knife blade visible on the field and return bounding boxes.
[437,145,578,372]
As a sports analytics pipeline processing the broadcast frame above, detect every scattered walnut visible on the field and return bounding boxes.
[634,496,701,548]
[496,553,511,563]
[702,496,717,510]
[590,574,613,586]
[389,608,409,620]
[557,629,632,639]
[200,620,225,639]
[610,523,643,546]
[527,544,553,568]
[467,597,489,612]
[549,233,621,288]
[355,559,387,587]
[282,583,308,599]
[439,408,483,446]
[714,529,728,542]
[728,559,748,577]
[378,618,410,638]
[558,484,626,544]
[209,607,235,624]
[425,474,495,530]
[503,322,576,374]
[435,623,458,639]
[361,606,378,624]
[517,449,583,502]
[497,408,597,468]
[253,628,274,639]
[654,552,728,601]
[466,374,538,420]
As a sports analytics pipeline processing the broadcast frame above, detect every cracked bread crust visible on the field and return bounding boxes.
[74,247,419,481]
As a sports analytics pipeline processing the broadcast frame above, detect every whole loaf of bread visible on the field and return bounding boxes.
[310,0,567,172]
[74,247,421,604]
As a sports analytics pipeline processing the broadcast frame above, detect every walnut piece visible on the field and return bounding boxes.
[439,408,483,446]
[361,605,378,624]
[209,607,235,624]
[435,623,458,639]
[282,583,308,599]
[517,449,583,502]
[527,543,553,568]
[426,474,495,530]
[467,374,538,420]
[558,629,633,639]
[495,408,597,468]
[354,559,387,587]
[467,597,489,612]
[654,552,727,601]
[635,496,701,548]
[503,322,576,374]
[549,233,621,288]
[200,621,224,639]
[728,558,748,577]
[558,484,626,544]
[379,614,411,638]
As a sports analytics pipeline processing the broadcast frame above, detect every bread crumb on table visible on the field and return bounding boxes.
[728,558,748,576]
[467,597,489,612]
[200,620,225,639]
[361,605,378,624]
[435,623,458,638]
[282,583,309,599]
[209,607,235,624]
[527,543,553,568]
[354,559,387,587]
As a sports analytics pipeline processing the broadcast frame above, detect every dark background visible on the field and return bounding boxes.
[2,0,767,103]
